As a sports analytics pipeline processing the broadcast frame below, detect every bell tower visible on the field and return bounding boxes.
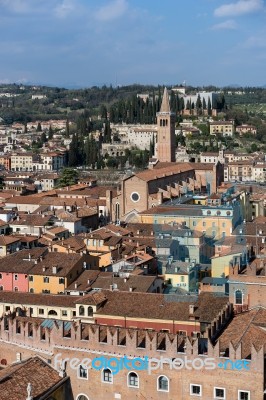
[156,87,176,163]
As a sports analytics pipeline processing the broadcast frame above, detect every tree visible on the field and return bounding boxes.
[250,143,258,152]
[106,157,119,168]
[207,97,212,116]
[65,118,70,137]
[48,125,53,140]
[149,134,155,157]
[68,134,80,166]
[85,134,98,167]
[196,94,202,114]
[57,168,78,187]
[36,122,42,132]
[40,132,47,144]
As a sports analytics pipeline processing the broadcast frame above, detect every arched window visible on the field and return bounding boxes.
[87,306,93,317]
[48,310,57,316]
[166,119,168,126]
[235,290,243,305]
[160,119,163,126]
[115,203,120,220]
[102,368,113,383]
[76,395,89,400]
[128,371,139,388]
[157,375,169,392]
[79,306,85,316]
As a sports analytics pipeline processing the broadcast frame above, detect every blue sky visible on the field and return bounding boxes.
[0,0,265,88]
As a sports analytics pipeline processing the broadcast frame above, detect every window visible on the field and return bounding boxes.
[62,310,67,316]
[79,306,85,316]
[29,288,34,293]
[14,274,18,281]
[131,192,140,202]
[0,285,3,291]
[59,277,65,284]
[0,273,2,279]
[235,290,243,305]
[203,222,206,227]
[102,368,113,383]
[128,372,139,388]
[43,277,49,283]
[214,387,225,399]
[87,306,93,317]
[180,276,185,283]
[29,276,33,282]
[157,376,169,392]
[238,391,250,400]
[77,395,89,400]
[78,364,88,379]
[193,221,197,227]
[14,287,18,292]
[190,384,202,396]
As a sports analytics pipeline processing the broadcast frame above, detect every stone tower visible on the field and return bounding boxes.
[156,87,176,163]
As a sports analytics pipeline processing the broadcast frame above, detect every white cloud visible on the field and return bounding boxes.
[54,0,75,18]
[0,0,30,13]
[211,19,237,30]
[95,0,128,22]
[214,0,263,17]
[244,35,266,48]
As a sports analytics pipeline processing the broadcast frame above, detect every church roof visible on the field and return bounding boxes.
[160,87,171,113]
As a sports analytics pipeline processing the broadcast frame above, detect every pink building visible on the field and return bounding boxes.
[0,248,47,292]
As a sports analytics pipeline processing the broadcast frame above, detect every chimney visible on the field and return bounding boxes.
[129,287,133,292]
[28,253,31,261]
[110,284,113,291]
[74,282,78,289]
[26,382,33,400]
[87,279,90,285]
[42,266,46,272]
[52,266,58,274]
[124,278,127,283]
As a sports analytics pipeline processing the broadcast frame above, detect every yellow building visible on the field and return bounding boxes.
[139,203,236,240]
[211,238,247,278]
[209,121,234,137]
[28,252,92,294]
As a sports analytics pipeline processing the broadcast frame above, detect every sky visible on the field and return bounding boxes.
[0,0,265,88]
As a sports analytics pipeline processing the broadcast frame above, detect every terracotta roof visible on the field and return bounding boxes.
[133,163,194,182]
[28,252,85,276]
[0,248,48,273]
[6,196,41,205]
[0,219,8,227]
[45,226,69,235]
[0,235,21,246]
[0,291,80,307]
[54,236,86,252]
[96,291,228,323]
[0,356,66,400]
[67,271,158,293]
[218,308,266,358]
[11,214,54,226]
